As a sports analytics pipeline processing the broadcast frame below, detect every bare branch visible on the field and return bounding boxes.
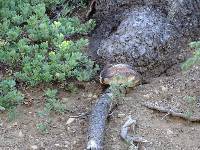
[143,102,200,122]
[120,116,149,150]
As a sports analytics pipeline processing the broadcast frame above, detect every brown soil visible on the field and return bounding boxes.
[0,64,200,150]
[1,2,200,150]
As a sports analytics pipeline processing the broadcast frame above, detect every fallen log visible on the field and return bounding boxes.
[86,64,141,150]
[87,89,112,150]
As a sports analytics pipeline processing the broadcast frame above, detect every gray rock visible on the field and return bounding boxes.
[167,0,200,37]
[91,0,200,78]
[97,7,182,77]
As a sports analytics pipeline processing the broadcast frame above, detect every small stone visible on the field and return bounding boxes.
[0,119,3,127]
[81,93,86,97]
[62,98,69,102]
[117,113,126,118]
[166,129,173,135]
[154,90,159,94]
[55,143,60,147]
[92,95,98,99]
[31,145,38,149]
[88,93,93,98]
[64,141,70,145]
[0,106,5,111]
[143,94,150,99]
[64,145,69,148]
[161,86,168,92]
[12,122,18,127]
[66,118,75,125]
[18,130,24,137]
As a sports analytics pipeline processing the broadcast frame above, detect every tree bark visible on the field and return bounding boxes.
[87,89,112,150]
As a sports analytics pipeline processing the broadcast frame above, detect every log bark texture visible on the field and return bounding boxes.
[87,89,113,150]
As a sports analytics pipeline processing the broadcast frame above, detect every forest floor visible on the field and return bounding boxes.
[1,3,200,150]
[0,63,200,150]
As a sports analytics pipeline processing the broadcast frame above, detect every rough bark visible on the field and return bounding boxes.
[87,89,113,150]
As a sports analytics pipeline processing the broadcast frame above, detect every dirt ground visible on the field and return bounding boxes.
[1,1,200,150]
[0,63,200,150]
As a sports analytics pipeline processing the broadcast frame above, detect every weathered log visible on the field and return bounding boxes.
[87,89,113,150]
[87,64,141,150]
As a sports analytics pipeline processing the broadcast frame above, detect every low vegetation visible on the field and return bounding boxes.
[37,88,66,117]
[36,88,65,133]
[181,41,200,70]
[0,79,24,110]
[0,0,98,116]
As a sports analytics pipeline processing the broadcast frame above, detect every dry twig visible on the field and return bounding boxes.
[143,102,200,122]
[120,116,148,150]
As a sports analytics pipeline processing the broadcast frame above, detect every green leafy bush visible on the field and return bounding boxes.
[36,122,49,134]
[36,88,66,133]
[181,41,200,70]
[0,0,98,86]
[37,89,65,117]
[0,79,24,110]
[44,88,66,114]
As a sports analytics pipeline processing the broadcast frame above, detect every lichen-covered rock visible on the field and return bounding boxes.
[97,7,182,77]
[91,0,200,78]
[167,0,200,37]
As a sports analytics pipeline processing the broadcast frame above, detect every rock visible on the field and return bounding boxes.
[12,122,18,127]
[88,93,93,98]
[91,0,200,79]
[167,0,200,37]
[92,95,98,99]
[55,143,60,147]
[97,6,181,78]
[18,130,24,138]
[0,106,5,112]
[143,94,151,99]
[66,118,75,125]
[30,145,38,150]
[117,113,126,118]
[64,140,70,147]
[62,98,69,102]
[161,86,168,92]
[166,129,173,135]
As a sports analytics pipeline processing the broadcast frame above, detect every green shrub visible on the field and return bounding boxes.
[36,122,49,134]
[0,79,24,110]
[36,88,66,133]
[181,41,200,70]
[37,88,65,117]
[0,0,98,86]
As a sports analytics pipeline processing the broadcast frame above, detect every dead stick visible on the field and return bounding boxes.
[143,102,200,122]
[120,116,149,148]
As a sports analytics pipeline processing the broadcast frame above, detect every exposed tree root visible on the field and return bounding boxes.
[120,116,149,150]
[87,89,113,150]
[143,102,200,122]
[70,112,90,118]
